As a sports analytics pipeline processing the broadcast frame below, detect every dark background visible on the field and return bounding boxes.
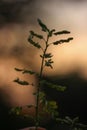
[0,74,87,129]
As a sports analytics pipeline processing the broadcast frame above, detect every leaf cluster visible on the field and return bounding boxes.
[56,116,87,130]
[14,78,29,85]
[40,79,66,92]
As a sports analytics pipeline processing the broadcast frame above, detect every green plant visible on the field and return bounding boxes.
[12,19,73,130]
[58,116,87,130]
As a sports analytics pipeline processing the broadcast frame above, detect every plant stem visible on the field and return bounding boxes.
[35,34,49,130]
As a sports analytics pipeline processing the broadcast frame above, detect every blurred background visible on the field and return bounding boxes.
[0,0,87,129]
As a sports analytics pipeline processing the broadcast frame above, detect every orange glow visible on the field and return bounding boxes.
[0,58,37,107]
[0,0,87,110]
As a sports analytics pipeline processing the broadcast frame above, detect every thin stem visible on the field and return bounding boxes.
[35,34,50,130]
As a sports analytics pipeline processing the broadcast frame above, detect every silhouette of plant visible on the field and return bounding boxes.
[12,19,73,130]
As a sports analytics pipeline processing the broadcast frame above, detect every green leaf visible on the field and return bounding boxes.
[65,116,73,123]
[43,100,59,118]
[54,30,70,35]
[28,38,41,49]
[15,68,35,75]
[14,78,29,85]
[77,123,87,128]
[22,70,35,75]
[40,55,43,58]
[39,91,46,102]
[73,117,79,123]
[40,80,66,92]
[47,101,58,109]
[15,68,23,72]
[37,19,49,32]
[10,106,22,115]
[49,29,55,37]
[44,53,53,58]
[62,119,71,124]
[52,85,66,91]
[45,59,54,68]
[30,31,43,39]
[45,60,53,69]
[53,37,73,45]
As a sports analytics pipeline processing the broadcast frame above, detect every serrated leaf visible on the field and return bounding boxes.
[45,60,53,69]
[14,78,29,85]
[54,30,70,35]
[28,38,41,49]
[30,30,43,39]
[37,19,49,32]
[15,68,35,75]
[22,70,35,75]
[44,53,53,58]
[53,37,73,45]
[40,79,66,91]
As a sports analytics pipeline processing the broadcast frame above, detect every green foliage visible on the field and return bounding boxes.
[10,106,22,115]
[28,38,41,49]
[40,79,66,91]
[53,37,73,45]
[12,19,74,130]
[54,30,70,35]
[37,19,49,32]
[15,68,35,75]
[14,78,29,85]
[56,116,87,130]
[45,59,54,69]
[42,100,59,119]
[30,31,43,39]
[44,53,53,58]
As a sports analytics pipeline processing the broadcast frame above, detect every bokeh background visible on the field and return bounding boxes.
[0,0,87,129]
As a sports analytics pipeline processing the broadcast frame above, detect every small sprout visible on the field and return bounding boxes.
[13,19,75,130]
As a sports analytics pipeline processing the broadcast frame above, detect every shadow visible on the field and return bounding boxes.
[0,74,87,129]
[45,74,87,124]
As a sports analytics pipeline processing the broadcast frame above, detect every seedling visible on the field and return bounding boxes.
[13,19,73,130]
